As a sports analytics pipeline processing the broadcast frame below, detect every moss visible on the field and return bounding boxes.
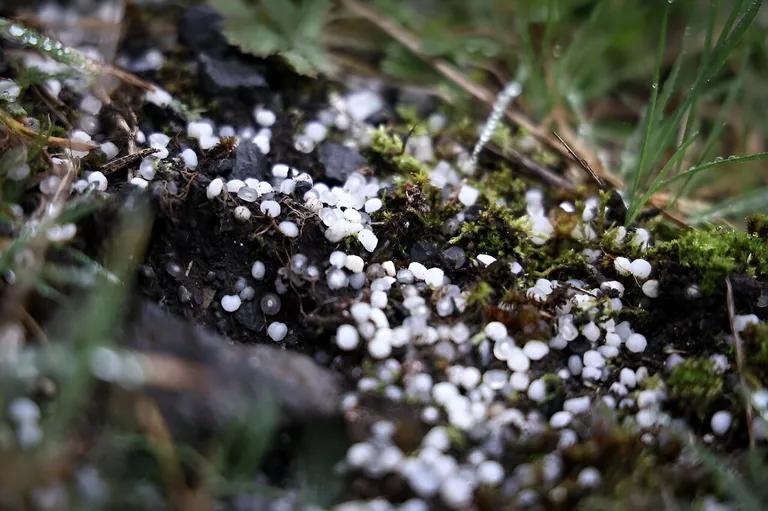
[653,226,768,294]
[479,166,528,214]
[747,214,768,238]
[449,204,527,256]
[368,127,427,176]
[743,323,768,384]
[467,281,494,307]
[666,358,723,418]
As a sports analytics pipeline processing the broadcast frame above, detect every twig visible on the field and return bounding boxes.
[0,110,96,151]
[485,143,575,191]
[100,147,158,175]
[725,276,755,450]
[553,131,605,188]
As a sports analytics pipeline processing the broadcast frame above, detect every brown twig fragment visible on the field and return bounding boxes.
[100,147,158,175]
[0,110,96,151]
[725,276,755,449]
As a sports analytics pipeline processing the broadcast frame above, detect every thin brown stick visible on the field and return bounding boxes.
[0,110,96,151]
[725,276,755,450]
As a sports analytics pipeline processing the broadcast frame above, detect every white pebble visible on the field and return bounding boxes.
[267,322,288,341]
[477,460,504,486]
[260,200,281,218]
[711,410,732,436]
[424,267,444,288]
[221,295,241,312]
[207,178,224,199]
[100,141,119,159]
[458,185,480,206]
[345,255,365,273]
[368,337,392,359]
[226,179,245,193]
[87,171,108,191]
[626,333,647,353]
[336,324,360,351]
[506,348,530,372]
[642,279,659,298]
[528,378,547,402]
[630,259,652,280]
[619,368,637,388]
[233,206,251,222]
[357,229,378,252]
[477,254,496,267]
[582,322,601,342]
[254,107,276,127]
[523,340,549,361]
[130,177,148,189]
[614,257,631,275]
[550,411,573,429]
[278,221,299,237]
[251,261,266,280]
[365,198,383,213]
[181,148,198,169]
[564,396,591,414]
[272,163,290,178]
[329,251,347,268]
[484,322,507,342]
[583,350,605,368]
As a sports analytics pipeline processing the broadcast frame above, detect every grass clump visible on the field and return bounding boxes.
[743,323,768,384]
[666,358,723,419]
[654,227,768,294]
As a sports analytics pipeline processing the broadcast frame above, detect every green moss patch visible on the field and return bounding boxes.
[666,358,723,419]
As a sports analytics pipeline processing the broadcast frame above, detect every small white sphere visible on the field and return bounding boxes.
[424,267,445,288]
[583,350,605,368]
[458,185,480,207]
[711,410,732,436]
[523,340,549,361]
[345,255,365,273]
[100,141,119,159]
[550,411,573,429]
[614,256,632,275]
[181,148,198,169]
[527,378,547,402]
[642,279,659,298]
[626,333,647,353]
[272,163,290,178]
[477,460,504,486]
[329,251,347,268]
[267,322,288,341]
[233,206,251,222]
[260,200,281,218]
[206,178,224,199]
[336,324,360,351]
[221,294,241,312]
[582,322,601,342]
[365,198,383,213]
[484,322,507,342]
[357,229,378,252]
[368,337,392,359]
[278,221,299,237]
[87,171,108,191]
[630,259,652,280]
[506,348,530,372]
[370,290,388,309]
[251,261,266,280]
[254,107,276,127]
[619,368,637,388]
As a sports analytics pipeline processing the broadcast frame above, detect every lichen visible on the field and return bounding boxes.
[666,358,723,418]
[653,226,768,294]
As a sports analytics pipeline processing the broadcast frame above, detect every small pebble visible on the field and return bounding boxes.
[207,178,224,199]
[267,322,288,341]
[278,221,299,237]
[626,333,647,353]
[345,255,365,273]
[234,206,251,222]
[711,410,732,436]
[181,148,198,169]
[336,324,360,351]
[221,295,241,312]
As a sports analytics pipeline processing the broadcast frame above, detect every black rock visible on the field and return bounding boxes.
[199,52,267,90]
[179,6,228,56]
[317,142,365,183]
[235,301,265,332]
[123,302,340,442]
[441,246,467,270]
[293,180,313,197]
[410,239,440,264]
[231,139,269,180]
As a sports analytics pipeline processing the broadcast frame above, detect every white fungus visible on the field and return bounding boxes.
[267,322,288,341]
[220,295,241,312]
